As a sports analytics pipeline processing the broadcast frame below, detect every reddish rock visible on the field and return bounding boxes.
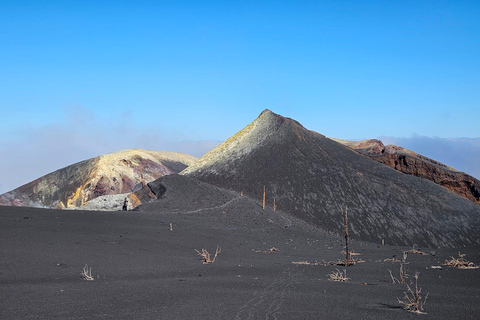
[334,139,480,205]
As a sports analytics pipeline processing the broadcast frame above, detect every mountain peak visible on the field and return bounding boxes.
[183,110,480,248]
[259,109,281,118]
[256,108,283,124]
[182,110,300,176]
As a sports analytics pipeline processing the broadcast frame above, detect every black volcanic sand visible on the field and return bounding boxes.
[1,177,480,319]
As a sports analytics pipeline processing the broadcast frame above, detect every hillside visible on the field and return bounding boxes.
[0,149,197,208]
[182,110,480,248]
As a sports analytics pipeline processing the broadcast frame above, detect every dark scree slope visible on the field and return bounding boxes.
[182,110,480,248]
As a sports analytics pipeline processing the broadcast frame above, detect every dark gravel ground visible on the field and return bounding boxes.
[1,179,479,319]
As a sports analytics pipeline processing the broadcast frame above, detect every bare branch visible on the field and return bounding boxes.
[195,246,221,264]
[327,268,349,282]
[398,272,428,314]
[81,264,94,281]
[444,252,479,269]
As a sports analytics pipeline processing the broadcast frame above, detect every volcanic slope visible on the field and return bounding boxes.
[332,138,480,205]
[182,110,480,248]
[0,150,197,209]
[135,174,239,213]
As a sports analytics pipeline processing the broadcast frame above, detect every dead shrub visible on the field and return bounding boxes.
[195,246,221,264]
[292,260,324,266]
[255,247,279,253]
[404,247,427,256]
[384,257,403,263]
[81,264,94,281]
[292,258,365,266]
[398,272,428,314]
[328,269,349,282]
[292,261,315,265]
[444,252,479,269]
[332,258,365,266]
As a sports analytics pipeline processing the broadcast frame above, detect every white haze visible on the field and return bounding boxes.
[0,108,221,194]
[0,107,478,194]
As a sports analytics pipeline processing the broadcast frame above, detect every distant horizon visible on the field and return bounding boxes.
[0,118,478,194]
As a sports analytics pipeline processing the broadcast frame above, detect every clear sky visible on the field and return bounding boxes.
[0,1,479,193]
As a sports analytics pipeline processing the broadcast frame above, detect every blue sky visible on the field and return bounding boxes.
[0,1,479,193]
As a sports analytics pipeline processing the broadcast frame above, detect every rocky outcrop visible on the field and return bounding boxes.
[183,109,480,248]
[0,150,197,209]
[332,139,480,205]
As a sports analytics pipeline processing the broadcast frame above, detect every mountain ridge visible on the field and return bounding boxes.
[332,138,480,204]
[182,110,480,248]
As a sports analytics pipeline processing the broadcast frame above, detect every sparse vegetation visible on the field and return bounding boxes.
[384,257,403,263]
[398,272,428,314]
[341,249,360,256]
[81,264,94,281]
[334,258,365,266]
[389,263,409,284]
[399,263,408,284]
[292,258,365,266]
[292,260,317,265]
[255,247,279,253]
[328,268,349,282]
[384,248,409,263]
[444,252,479,269]
[404,247,427,256]
[195,246,221,264]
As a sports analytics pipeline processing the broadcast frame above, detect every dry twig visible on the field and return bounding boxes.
[384,257,403,263]
[81,264,94,281]
[255,247,279,253]
[341,249,361,256]
[404,247,427,256]
[292,258,365,266]
[292,260,324,265]
[328,268,349,282]
[388,270,398,284]
[389,264,408,284]
[444,252,479,269]
[332,258,365,266]
[195,246,221,264]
